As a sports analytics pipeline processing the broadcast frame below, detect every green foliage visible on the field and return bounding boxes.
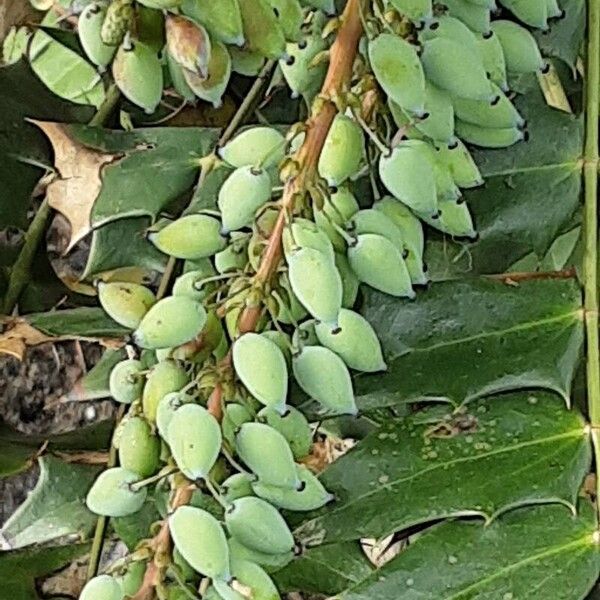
[1,456,100,547]
[341,503,600,599]
[0,420,113,478]
[1,1,597,599]
[0,542,90,600]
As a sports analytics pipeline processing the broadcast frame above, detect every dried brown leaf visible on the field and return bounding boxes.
[0,317,123,361]
[31,121,120,251]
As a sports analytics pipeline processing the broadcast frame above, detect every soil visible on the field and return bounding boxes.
[0,341,115,524]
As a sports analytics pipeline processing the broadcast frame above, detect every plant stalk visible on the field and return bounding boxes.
[2,198,51,315]
[238,0,365,332]
[89,84,121,128]
[584,0,600,517]
[132,5,364,596]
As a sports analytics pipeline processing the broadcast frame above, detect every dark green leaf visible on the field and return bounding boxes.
[295,393,590,545]
[0,542,90,600]
[426,88,583,279]
[0,420,113,478]
[34,25,86,56]
[341,503,599,600]
[66,125,219,224]
[27,307,128,337]
[89,127,217,226]
[352,278,582,409]
[274,543,374,596]
[40,124,220,248]
[1,456,100,548]
[82,217,168,279]
[112,496,160,551]
[0,60,92,229]
[535,0,586,68]
[67,348,127,401]
[185,164,233,214]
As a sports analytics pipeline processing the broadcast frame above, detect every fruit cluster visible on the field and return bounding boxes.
[73,0,334,111]
[68,0,557,598]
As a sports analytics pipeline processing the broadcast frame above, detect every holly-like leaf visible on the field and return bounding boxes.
[1,456,101,548]
[294,393,590,546]
[426,87,583,279]
[0,542,90,600]
[34,121,120,251]
[0,60,92,230]
[37,122,220,250]
[351,278,582,410]
[340,503,599,600]
[0,308,126,360]
[274,543,374,596]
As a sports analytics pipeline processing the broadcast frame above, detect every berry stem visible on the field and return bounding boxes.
[154,61,278,302]
[131,6,364,595]
[238,0,365,333]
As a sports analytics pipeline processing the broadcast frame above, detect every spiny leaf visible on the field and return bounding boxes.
[351,278,582,410]
[82,216,168,279]
[0,60,92,230]
[339,503,600,600]
[36,122,219,249]
[294,393,590,545]
[33,120,120,251]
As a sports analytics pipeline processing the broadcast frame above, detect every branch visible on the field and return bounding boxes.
[154,60,277,302]
[485,268,577,284]
[238,0,364,332]
[131,6,364,596]
[1,198,51,315]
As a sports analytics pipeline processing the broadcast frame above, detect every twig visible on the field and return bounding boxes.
[2,198,51,314]
[218,60,277,147]
[238,0,364,332]
[485,268,577,283]
[583,0,600,517]
[153,61,278,301]
[89,84,121,128]
[132,5,364,595]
